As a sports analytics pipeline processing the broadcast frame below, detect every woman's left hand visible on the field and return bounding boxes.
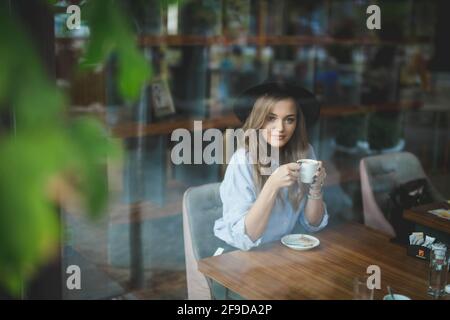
[310,161,326,191]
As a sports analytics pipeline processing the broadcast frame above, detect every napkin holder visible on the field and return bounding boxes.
[407,244,431,261]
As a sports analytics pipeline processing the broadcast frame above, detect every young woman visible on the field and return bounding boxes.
[214,82,328,251]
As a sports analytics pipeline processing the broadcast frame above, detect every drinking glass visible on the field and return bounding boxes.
[428,243,448,299]
[353,276,374,300]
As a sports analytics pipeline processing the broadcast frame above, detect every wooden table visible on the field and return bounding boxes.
[403,202,450,235]
[198,222,448,300]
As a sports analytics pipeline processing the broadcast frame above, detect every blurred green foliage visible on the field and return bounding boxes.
[0,0,156,296]
[81,0,151,99]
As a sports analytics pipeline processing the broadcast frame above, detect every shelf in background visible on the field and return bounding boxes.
[108,100,422,139]
[56,34,433,47]
[110,113,240,139]
[138,34,432,47]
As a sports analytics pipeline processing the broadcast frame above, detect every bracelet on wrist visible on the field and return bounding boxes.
[308,192,322,197]
[308,188,323,199]
[310,181,324,189]
[307,192,323,200]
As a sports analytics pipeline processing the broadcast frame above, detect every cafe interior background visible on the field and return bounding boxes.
[0,0,449,299]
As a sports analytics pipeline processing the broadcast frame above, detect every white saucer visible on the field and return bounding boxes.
[281,234,320,251]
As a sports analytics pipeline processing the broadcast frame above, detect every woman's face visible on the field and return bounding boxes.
[261,98,297,148]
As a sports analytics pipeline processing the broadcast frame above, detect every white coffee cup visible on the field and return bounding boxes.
[383,294,411,300]
[297,159,319,184]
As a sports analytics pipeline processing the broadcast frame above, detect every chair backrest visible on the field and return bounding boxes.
[182,182,224,300]
[360,152,427,237]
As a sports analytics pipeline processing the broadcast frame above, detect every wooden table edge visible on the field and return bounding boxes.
[403,204,450,235]
[197,222,437,300]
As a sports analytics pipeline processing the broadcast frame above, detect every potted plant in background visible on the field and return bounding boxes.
[0,0,162,298]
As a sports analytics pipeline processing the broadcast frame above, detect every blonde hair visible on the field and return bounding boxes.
[240,94,310,210]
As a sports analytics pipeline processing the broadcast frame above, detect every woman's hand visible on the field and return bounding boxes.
[245,163,299,242]
[267,163,300,191]
[310,161,327,192]
[305,161,326,225]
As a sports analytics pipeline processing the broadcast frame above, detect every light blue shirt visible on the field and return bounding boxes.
[214,145,328,251]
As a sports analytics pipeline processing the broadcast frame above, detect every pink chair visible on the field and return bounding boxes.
[182,183,226,300]
[360,159,396,238]
[360,152,444,238]
[182,186,213,300]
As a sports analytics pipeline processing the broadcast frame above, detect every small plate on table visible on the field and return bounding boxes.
[281,234,320,251]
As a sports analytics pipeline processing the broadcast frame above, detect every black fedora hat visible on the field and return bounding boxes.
[233,81,320,128]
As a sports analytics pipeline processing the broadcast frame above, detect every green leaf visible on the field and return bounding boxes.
[81,0,152,101]
[67,117,121,218]
[0,135,61,296]
[0,2,120,295]
[0,0,165,297]
[46,0,58,6]
[117,48,151,100]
